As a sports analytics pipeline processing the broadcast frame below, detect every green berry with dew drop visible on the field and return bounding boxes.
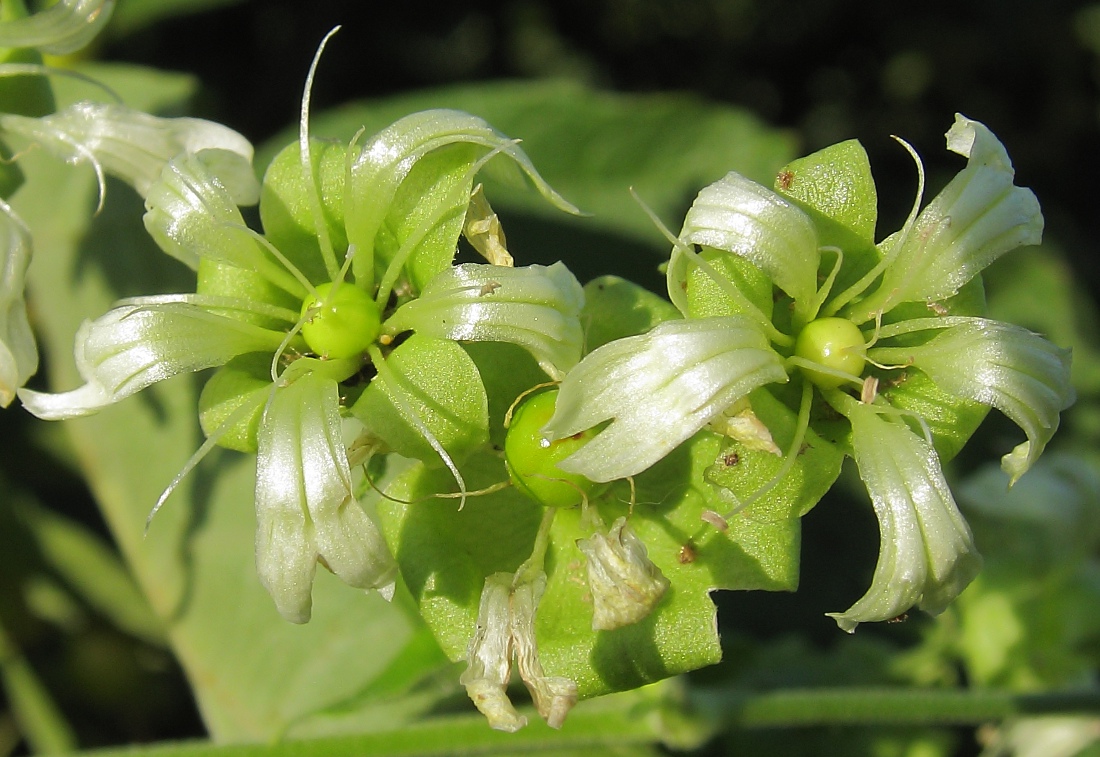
[505,389,604,508]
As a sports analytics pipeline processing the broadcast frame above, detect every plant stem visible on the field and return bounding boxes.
[688,686,1100,728]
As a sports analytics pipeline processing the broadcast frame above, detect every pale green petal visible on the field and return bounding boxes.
[345,109,578,282]
[543,316,787,482]
[0,102,257,202]
[828,404,982,632]
[0,201,37,407]
[677,171,820,319]
[255,372,396,623]
[383,262,584,379]
[143,154,298,295]
[0,0,113,55]
[874,318,1074,486]
[17,301,286,420]
[863,115,1042,315]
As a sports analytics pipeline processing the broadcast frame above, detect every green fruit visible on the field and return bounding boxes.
[300,282,381,359]
[504,389,602,508]
[794,317,867,389]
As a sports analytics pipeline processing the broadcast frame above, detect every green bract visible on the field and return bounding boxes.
[545,114,1073,634]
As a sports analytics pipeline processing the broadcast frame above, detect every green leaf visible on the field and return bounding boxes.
[106,0,247,37]
[15,64,434,740]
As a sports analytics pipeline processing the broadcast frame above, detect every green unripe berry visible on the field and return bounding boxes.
[505,390,603,508]
[300,282,381,359]
[794,317,866,389]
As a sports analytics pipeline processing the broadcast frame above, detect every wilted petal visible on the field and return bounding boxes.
[255,372,396,623]
[17,300,286,420]
[876,318,1073,486]
[0,102,257,202]
[459,573,526,732]
[543,316,787,482]
[828,403,982,632]
[0,201,37,407]
[346,109,578,281]
[383,262,584,379]
[676,171,820,319]
[868,115,1042,314]
[577,517,669,630]
[0,0,113,55]
[511,572,577,729]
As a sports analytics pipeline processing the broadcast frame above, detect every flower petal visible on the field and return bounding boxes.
[865,115,1042,315]
[0,201,37,407]
[0,102,257,202]
[459,572,525,732]
[346,109,578,283]
[577,517,669,631]
[0,0,113,55]
[876,318,1074,486]
[383,262,584,379]
[828,403,982,632]
[543,316,787,482]
[676,171,820,320]
[18,300,286,420]
[255,372,396,623]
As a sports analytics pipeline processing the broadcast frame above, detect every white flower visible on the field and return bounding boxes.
[0,0,114,55]
[543,316,787,482]
[827,402,983,632]
[577,517,669,630]
[0,201,36,407]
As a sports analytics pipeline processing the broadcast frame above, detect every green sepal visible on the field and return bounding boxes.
[198,352,272,453]
[351,334,488,466]
[775,139,877,244]
[684,248,774,322]
[703,388,845,590]
[259,138,349,287]
[461,341,548,448]
[877,368,989,463]
[581,275,681,350]
[195,258,300,329]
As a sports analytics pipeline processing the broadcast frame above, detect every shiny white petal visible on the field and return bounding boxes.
[255,373,396,623]
[676,171,820,316]
[828,404,982,632]
[0,102,257,202]
[878,318,1074,485]
[143,153,283,278]
[0,0,113,55]
[868,115,1042,313]
[384,262,584,379]
[18,301,286,420]
[543,316,786,482]
[0,201,37,407]
[346,109,578,281]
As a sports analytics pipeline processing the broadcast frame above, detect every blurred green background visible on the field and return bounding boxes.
[5,1,1100,755]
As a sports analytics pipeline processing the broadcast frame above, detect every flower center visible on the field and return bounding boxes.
[300,282,382,359]
[793,317,866,389]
